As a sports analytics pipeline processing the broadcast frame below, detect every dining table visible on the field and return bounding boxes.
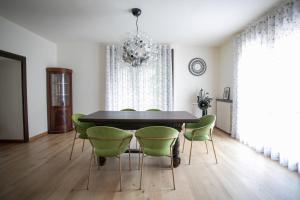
[79,110,199,167]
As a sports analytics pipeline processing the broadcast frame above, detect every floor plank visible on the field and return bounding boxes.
[0,129,299,200]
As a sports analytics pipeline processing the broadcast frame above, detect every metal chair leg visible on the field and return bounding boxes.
[93,150,97,166]
[69,132,77,160]
[119,156,122,192]
[182,137,186,153]
[128,145,131,170]
[189,140,193,165]
[138,147,141,170]
[87,148,94,190]
[170,150,176,190]
[211,138,218,164]
[82,139,85,152]
[135,139,138,149]
[139,154,144,190]
[205,140,208,154]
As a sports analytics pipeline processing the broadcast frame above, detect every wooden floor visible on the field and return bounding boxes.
[0,129,299,200]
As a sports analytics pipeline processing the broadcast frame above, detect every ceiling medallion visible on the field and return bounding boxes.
[122,8,156,67]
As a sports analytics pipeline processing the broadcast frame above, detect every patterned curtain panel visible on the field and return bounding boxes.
[105,44,173,111]
[232,0,300,174]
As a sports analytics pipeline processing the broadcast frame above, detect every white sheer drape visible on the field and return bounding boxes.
[232,0,300,174]
[105,44,173,111]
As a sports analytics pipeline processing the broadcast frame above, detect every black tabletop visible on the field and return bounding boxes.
[79,111,199,123]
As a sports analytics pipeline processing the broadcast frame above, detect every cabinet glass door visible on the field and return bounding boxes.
[51,73,70,106]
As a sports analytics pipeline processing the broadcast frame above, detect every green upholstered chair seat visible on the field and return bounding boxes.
[120,108,136,111]
[136,126,179,157]
[184,130,210,141]
[87,126,133,157]
[78,133,88,139]
[143,147,170,156]
[135,126,178,190]
[185,114,215,129]
[182,115,218,164]
[72,113,95,135]
[76,123,95,134]
[94,146,129,157]
[86,126,133,192]
[184,115,216,141]
[70,113,95,160]
[146,109,161,111]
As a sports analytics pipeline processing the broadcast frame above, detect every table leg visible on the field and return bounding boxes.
[97,157,106,166]
[172,138,181,168]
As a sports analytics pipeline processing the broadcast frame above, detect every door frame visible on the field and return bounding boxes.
[0,50,29,142]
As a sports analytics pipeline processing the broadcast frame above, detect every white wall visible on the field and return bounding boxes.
[0,16,230,137]
[57,43,106,114]
[218,39,234,99]
[0,59,23,139]
[172,45,219,116]
[0,16,57,137]
[57,43,219,116]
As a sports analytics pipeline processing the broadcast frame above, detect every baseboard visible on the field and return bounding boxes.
[0,139,24,143]
[215,127,231,135]
[29,131,48,142]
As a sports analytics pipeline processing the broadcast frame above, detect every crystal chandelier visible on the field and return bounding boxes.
[122,8,154,67]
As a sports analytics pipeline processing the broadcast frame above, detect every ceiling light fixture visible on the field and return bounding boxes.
[122,8,155,67]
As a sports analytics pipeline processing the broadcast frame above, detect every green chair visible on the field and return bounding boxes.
[146,109,161,111]
[120,108,136,111]
[86,126,133,191]
[135,126,179,190]
[182,115,217,164]
[121,108,137,148]
[70,113,95,160]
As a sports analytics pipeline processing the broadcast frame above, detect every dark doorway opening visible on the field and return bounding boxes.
[0,50,29,142]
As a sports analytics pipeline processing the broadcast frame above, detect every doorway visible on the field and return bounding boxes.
[0,50,28,142]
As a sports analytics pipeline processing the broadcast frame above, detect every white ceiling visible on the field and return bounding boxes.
[0,0,282,46]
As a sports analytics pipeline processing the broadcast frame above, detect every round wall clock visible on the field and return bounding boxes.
[188,58,207,76]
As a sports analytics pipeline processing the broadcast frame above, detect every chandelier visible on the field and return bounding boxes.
[122,8,155,67]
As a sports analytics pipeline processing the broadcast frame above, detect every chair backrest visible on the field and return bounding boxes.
[135,126,179,155]
[120,108,136,111]
[199,115,216,127]
[71,113,95,134]
[189,115,216,137]
[146,109,161,111]
[186,114,216,129]
[87,126,133,153]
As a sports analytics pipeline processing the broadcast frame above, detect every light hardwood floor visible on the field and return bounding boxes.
[0,129,299,200]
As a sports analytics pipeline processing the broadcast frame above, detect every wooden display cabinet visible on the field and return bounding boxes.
[47,68,73,133]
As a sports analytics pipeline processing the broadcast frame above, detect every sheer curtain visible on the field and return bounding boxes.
[105,44,173,111]
[232,0,300,174]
